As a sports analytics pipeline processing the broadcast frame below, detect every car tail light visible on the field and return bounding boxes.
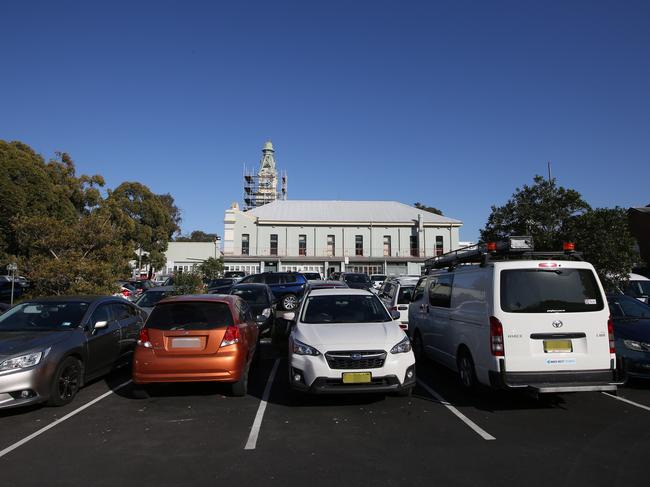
[487,242,497,252]
[490,316,505,356]
[220,325,241,347]
[563,242,576,252]
[608,317,615,354]
[137,328,152,348]
[121,289,132,297]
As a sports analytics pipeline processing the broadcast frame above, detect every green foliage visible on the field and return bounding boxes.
[197,257,224,280]
[175,230,219,242]
[566,208,638,291]
[414,202,443,216]
[481,175,590,251]
[171,271,205,296]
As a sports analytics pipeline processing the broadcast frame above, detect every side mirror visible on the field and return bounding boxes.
[390,310,401,320]
[94,320,108,329]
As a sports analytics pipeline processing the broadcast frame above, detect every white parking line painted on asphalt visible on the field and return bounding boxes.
[245,358,280,450]
[417,379,496,441]
[602,392,650,412]
[0,380,132,460]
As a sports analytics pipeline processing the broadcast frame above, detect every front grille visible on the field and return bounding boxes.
[325,350,386,369]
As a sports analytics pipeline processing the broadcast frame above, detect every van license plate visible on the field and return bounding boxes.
[544,340,572,353]
[342,372,372,384]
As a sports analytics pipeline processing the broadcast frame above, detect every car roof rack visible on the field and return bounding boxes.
[424,236,583,274]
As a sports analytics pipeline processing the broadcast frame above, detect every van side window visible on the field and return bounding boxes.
[429,275,454,308]
[412,278,427,302]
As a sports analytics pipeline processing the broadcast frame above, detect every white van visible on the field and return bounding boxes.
[409,238,621,393]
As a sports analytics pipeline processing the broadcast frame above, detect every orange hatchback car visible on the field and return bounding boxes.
[132,295,259,396]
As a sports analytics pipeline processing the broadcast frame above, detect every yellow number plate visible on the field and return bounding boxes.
[342,372,372,384]
[544,340,572,353]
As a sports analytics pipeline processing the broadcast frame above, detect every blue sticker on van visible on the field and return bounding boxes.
[545,358,577,366]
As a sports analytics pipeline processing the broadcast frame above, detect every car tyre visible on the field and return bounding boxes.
[231,364,249,397]
[457,349,478,390]
[281,293,298,311]
[47,356,83,407]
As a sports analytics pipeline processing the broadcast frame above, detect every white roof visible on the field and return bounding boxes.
[245,200,461,224]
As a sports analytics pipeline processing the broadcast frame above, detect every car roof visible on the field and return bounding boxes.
[145,286,175,291]
[24,295,106,303]
[231,283,269,289]
[308,288,374,296]
[630,273,650,281]
[157,294,239,305]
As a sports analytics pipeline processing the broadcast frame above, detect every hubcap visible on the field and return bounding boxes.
[283,296,297,310]
[459,357,472,387]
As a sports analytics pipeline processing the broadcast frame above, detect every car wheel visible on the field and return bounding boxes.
[231,365,249,397]
[457,350,478,390]
[412,331,425,362]
[47,356,83,407]
[281,293,298,311]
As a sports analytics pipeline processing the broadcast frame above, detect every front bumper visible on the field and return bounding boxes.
[0,366,51,410]
[488,369,623,393]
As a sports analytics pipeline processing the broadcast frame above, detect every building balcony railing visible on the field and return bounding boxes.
[224,247,435,259]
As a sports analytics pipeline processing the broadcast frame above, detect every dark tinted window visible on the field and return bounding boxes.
[91,304,113,324]
[283,273,297,283]
[608,296,650,318]
[501,269,604,313]
[231,287,271,305]
[266,274,281,285]
[397,286,415,304]
[136,290,172,308]
[301,294,391,324]
[208,279,234,287]
[0,301,90,330]
[429,275,453,308]
[344,274,370,283]
[146,302,234,330]
[412,278,427,302]
[111,303,133,320]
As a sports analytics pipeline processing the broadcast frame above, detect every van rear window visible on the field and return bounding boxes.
[500,269,604,313]
[146,302,234,330]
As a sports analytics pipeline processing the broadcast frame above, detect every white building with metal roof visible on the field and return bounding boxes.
[222,200,462,276]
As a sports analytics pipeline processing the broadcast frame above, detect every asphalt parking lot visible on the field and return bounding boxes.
[2,341,650,487]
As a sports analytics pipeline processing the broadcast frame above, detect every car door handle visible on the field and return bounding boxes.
[420,303,429,313]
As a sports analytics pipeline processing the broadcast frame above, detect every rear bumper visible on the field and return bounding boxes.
[489,369,623,393]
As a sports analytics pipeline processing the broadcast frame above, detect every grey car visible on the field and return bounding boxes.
[133,285,176,316]
[0,296,145,410]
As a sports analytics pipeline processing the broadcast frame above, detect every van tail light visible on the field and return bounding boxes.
[220,325,241,347]
[490,316,505,356]
[137,328,152,348]
[608,317,615,354]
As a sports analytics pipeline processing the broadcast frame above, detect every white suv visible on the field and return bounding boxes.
[288,288,416,395]
[378,275,421,330]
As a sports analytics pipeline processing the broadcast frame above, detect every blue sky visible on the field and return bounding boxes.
[1,0,649,242]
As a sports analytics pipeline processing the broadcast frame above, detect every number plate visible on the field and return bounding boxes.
[171,337,201,348]
[544,339,572,353]
[342,372,372,384]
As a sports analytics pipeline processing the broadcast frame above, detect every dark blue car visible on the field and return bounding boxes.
[607,294,650,379]
[238,272,307,311]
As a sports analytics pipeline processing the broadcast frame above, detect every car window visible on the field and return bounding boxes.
[301,294,391,323]
[412,278,427,302]
[91,304,113,325]
[284,274,297,284]
[501,269,604,313]
[266,274,281,285]
[397,286,415,304]
[380,282,394,299]
[136,290,172,308]
[111,303,134,320]
[429,275,453,308]
[231,287,270,305]
[0,301,91,330]
[613,296,650,318]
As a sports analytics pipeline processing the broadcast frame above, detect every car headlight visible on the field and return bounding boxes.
[292,338,320,356]
[390,336,412,354]
[623,339,649,352]
[262,307,271,318]
[0,352,43,371]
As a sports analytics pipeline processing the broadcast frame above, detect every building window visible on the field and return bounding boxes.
[299,234,307,256]
[410,235,419,257]
[355,235,363,256]
[383,235,391,257]
[270,234,278,256]
[327,235,335,257]
[435,236,444,256]
[242,234,249,256]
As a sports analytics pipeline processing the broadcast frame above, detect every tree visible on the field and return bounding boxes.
[197,257,224,280]
[481,175,590,251]
[107,182,181,271]
[175,230,219,242]
[414,202,443,216]
[171,271,204,296]
[566,208,638,291]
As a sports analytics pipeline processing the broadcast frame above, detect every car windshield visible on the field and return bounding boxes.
[608,296,650,319]
[301,294,391,323]
[136,290,172,308]
[230,287,269,305]
[626,280,650,297]
[146,302,234,330]
[0,301,90,331]
[344,274,371,283]
[501,269,604,313]
[209,279,233,287]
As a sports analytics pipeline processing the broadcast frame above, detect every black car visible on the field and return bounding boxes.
[207,278,239,294]
[0,296,146,409]
[607,294,650,379]
[339,272,373,290]
[229,283,276,334]
[238,272,308,310]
